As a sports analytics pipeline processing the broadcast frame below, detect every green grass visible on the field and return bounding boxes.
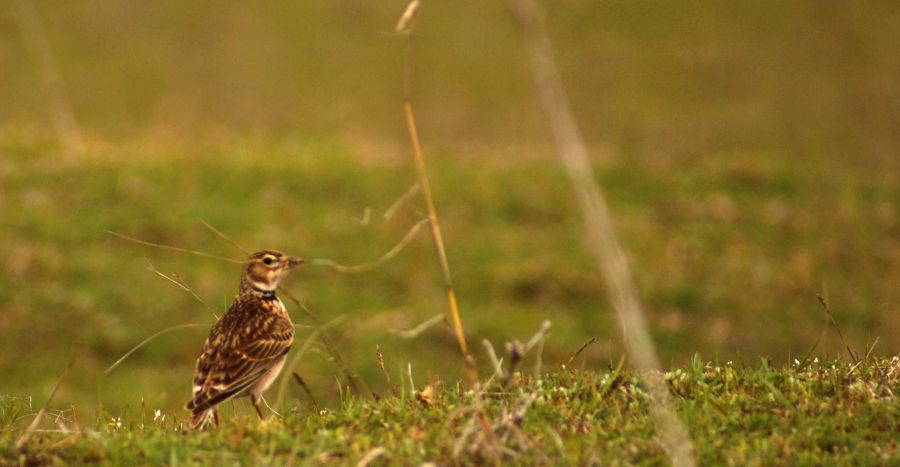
[3,357,898,465]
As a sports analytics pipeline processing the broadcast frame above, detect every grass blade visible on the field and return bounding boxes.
[509,1,696,464]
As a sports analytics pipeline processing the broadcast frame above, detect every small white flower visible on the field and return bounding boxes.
[153,409,162,421]
[793,359,800,366]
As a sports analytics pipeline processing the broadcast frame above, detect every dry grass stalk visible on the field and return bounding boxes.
[397,0,474,383]
[390,313,445,339]
[11,0,84,159]
[278,288,371,398]
[106,230,241,263]
[144,256,218,319]
[406,363,416,393]
[524,320,552,354]
[199,220,249,255]
[396,2,497,449]
[15,356,76,450]
[509,1,696,465]
[374,345,397,395]
[403,102,472,363]
[483,321,551,387]
[383,184,421,221]
[275,314,349,409]
[482,339,505,380]
[395,0,420,34]
[103,324,207,375]
[452,392,545,463]
[355,447,389,467]
[311,218,428,273]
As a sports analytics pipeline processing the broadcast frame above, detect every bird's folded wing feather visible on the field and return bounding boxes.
[187,312,294,412]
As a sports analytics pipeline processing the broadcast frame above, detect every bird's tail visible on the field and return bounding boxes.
[188,409,213,430]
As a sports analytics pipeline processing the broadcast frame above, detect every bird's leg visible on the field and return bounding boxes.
[250,395,266,420]
[213,409,220,427]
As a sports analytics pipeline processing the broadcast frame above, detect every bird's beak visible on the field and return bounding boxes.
[286,256,304,268]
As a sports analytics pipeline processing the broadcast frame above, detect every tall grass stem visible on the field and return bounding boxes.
[396,1,496,449]
[509,1,696,464]
[11,0,84,159]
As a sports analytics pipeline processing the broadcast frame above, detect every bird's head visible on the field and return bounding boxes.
[240,250,303,294]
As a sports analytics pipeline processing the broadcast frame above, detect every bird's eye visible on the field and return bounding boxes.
[263,256,276,266]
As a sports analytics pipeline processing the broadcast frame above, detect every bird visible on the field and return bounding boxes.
[186,249,303,429]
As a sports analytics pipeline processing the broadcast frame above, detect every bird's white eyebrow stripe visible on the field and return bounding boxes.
[250,280,277,292]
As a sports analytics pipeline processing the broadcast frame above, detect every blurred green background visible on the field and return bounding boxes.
[1,1,898,417]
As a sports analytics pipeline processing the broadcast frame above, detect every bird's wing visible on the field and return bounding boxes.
[186,301,294,413]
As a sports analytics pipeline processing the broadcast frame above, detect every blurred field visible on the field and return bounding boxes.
[1,0,899,418]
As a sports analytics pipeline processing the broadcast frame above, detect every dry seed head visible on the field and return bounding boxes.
[395,0,420,34]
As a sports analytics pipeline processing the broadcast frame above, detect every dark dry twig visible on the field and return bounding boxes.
[817,294,858,363]
[796,340,820,371]
[291,373,319,412]
[863,337,880,361]
[565,337,597,368]
[499,321,552,385]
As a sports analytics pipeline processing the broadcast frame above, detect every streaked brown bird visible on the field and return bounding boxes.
[186,250,303,429]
